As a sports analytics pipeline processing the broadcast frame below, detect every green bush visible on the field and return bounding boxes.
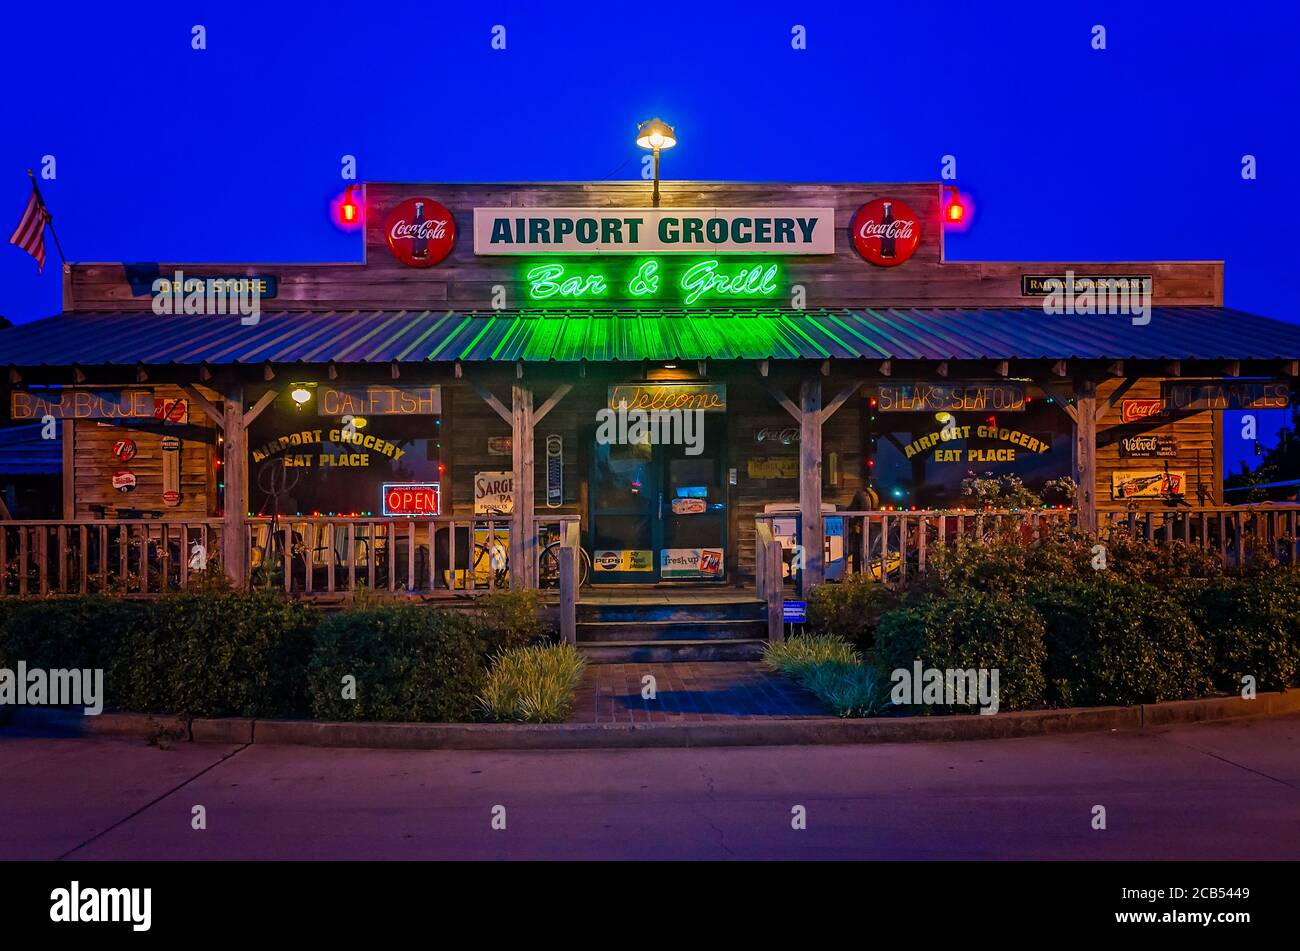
[473,587,553,655]
[1183,573,1300,692]
[807,575,898,648]
[875,591,1047,711]
[763,633,862,677]
[1029,576,1213,707]
[479,643,587,723]
[308,604,488,722]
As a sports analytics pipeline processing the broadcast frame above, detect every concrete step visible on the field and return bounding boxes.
[576,600,764,623]
[576,619,767,642]
[578,639,768,664]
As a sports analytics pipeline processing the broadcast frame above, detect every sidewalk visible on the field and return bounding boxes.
[568,662,827,723]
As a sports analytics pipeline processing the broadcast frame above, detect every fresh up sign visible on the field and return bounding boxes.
[473,207,835,254]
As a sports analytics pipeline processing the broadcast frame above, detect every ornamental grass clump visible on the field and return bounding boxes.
[762,634,887,717]
[479,643,587,724]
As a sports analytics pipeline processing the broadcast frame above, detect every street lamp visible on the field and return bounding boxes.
[636,117,677,208]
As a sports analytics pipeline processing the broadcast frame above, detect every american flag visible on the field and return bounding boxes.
[8,180,51,271]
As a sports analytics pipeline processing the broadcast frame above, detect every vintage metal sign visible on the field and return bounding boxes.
[1118,434,1177,458]
[487,436,512,456]
[474,207,835,255]
[670,497,707,515]
[111,438,137,463]
[385,197,456,267]
[608,383,726,412]
[545,435,563,508]
[850,198,921,267]
[1021,274,1151,296]
[748,457,799,479]
[318,385,442,416]
[593,549,654,572]
[473,471,514,515]
[1120,399,1168,423]
[660,548,724,579]
[877,382,1026,413]
[382,483,441,516]
[1161,380,1291,412]
[1112,469,1186,500]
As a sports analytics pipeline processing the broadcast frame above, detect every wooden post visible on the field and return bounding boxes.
[799,378,824,589]
[221,383,248,588]
[559,546,576,645]
[766,538,785,643]
[61,421,75,518]
[511,383,536,588]
[1073,378,1098,534]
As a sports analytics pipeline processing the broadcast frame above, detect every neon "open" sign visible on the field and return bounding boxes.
[382,483,441,516]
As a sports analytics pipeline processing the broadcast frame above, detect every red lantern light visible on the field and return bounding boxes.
[341,185,358,222]
[943,185,965,224]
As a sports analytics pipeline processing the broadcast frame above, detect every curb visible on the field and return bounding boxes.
[5,689,1297,750]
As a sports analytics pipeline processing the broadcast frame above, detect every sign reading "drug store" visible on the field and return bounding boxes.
[473,207,835,255]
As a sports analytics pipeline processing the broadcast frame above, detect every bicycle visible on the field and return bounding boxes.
[469,535,592,589]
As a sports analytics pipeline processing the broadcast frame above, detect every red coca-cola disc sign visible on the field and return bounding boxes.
[851,198,921,267]
[384,197,455,267]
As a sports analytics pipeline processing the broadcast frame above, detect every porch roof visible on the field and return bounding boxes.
[1,306,1299,368]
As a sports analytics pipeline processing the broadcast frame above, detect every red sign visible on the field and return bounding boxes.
[154,398,187,424]
[162,489,181,505]
[851,198,920,267]
[384,197,455,267]
[112,470,137,493]
[111,438,137,463]
[1121,399,1168,423]
[382,483,441,516]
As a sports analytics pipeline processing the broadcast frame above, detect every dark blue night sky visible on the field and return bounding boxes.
[3,1,1296,473]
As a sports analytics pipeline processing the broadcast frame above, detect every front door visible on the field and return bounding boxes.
[588,416,727,583]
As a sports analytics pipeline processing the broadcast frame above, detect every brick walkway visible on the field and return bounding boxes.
[568,662,827,724]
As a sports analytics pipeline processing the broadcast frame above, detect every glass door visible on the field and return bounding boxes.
[658,416,727,582]
[589,438,659,581]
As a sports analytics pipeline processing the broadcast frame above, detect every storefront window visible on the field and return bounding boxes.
[867,395,1071,509]
[248,396,442,517]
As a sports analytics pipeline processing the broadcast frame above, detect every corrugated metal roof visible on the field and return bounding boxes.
[1,307,1298,366]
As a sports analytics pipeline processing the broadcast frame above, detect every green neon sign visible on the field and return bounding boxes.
[523,259,781,305]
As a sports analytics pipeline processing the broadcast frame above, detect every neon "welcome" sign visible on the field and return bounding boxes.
[524,259,780,305]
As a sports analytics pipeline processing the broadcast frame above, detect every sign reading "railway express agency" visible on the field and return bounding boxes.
[473,207,835,255]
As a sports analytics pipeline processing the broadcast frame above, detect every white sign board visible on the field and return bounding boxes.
[474,471,514,515]
[473,207,836,255]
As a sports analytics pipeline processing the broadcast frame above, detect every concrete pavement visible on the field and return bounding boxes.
[1,713,1297,860]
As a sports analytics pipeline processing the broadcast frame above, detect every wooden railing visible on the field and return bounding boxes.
[0,519,223,596]
[243,515,579,596]
[755,504,1300,616]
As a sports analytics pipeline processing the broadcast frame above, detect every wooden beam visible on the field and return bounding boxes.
[72,366,86,384]
[697,361,707,377]
[8,368,21,385]
[1095,376,1140,424]
[61,421,74,518]
[820,360,830,377]
[454,360,464,379]
[468,377,513,425]
[995,360,1009,378]
[181,383,225,429]
[1051,360,1067,377]
[1283,360,1299,378]
[199,363,212,382]
[328,362,339,381]
[935,361,949,378]
[820,380,864,424]
[760,377,801,423]
[879,359,892,377]
[759,360,770,378]
[534,383,573,425]
[517,360,525,380]
[221,383,249,588]
[390,361,401,380]
[510,384,537,588]
[1073,379,1098,534]
[1165,360,1182,377]
[1225,360,1241,378]
[135,363,148,383]
[800,379,824,589]
[1036,379,1078,423]
[1106,360,1124,378]
[262,363,275,381]
[242,388,279,427]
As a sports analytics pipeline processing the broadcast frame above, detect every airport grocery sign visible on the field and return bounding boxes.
[474,207,835,254]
